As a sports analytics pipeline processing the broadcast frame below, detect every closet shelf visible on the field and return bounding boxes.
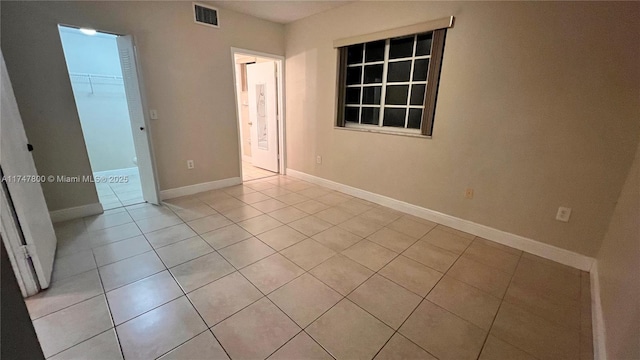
[69,73,124,94]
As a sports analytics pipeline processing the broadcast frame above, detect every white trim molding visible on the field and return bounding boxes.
[286,168,595,271]
[333,16,455,48]
[160,177,242,200]
[230,47,287,178]
[590,262,607,360]
[50,202,104,223]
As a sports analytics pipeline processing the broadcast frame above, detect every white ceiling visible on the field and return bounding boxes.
[210,1,353,24]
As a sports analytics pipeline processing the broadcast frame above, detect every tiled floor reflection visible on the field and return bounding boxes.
[31,175,593,359]
[242,161,277,181]
[95,167,144,210]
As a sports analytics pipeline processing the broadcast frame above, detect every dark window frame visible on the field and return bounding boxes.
[336,28,446,137]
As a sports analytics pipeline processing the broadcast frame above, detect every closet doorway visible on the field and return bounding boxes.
[58,25,159,209]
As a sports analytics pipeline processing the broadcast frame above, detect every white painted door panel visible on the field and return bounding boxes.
[0,52,57,292]
[117,35,159,204]
[247,62,278,173]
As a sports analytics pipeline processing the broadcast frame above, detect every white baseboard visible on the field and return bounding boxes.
[286,168,595,271]
[590,262,607,360]
[160,177,242,200]
[50,202,104,223]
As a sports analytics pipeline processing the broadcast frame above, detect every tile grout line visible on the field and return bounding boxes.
[227,215,440,347]
[177,178,575,359]
[370,229,480,359]
[43,218,430,329]
[187,227,303,359]
[205,180,380,359]
[35,221,152,320]
[43,181,294,357]
[48,176,560,360]
[156,191,324,359]
[301,217,430,296]
[90,250,127,360]
[36,251,127,359]
[218,222,342,359]
[127,213,236,360]
[59,187,361,279]
[29,291,103,322]
[364,227,464,360]
[167,187,344,359]
[472,250,528,360]
[48,230,411,356]
[153,328,214,360]
[107,192,215,360]
[248,216,437,359]
[478,255,572,360]
[32,294,109,358]
[298,218,436,358]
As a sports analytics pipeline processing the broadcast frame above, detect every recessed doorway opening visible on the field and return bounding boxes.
[231,49,285,182]
[58,25,159,209]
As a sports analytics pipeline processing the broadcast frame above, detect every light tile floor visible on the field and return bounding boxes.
[242,161,277,181]
[31,175,593,359]
[96,168,144,210]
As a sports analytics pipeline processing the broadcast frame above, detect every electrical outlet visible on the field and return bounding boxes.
[465,188,474,199]
[316,155,322,164]
[187,160,195,169]
[556,207,572,222]
[149,109,158,120]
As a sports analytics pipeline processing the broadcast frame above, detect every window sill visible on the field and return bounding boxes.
[334,124,431,139]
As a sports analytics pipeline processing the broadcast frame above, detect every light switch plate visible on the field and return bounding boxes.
[149,109,158,120]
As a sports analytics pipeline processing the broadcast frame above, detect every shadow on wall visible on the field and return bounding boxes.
[286,49,319,174]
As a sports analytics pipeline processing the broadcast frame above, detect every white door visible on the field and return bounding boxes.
[117,35,159,204]
[0,52,57,294]
[247,62,279,173]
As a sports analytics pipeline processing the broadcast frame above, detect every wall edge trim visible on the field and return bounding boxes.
[49,202,104,223]
[160,177,242,200]
[286,168,595,271]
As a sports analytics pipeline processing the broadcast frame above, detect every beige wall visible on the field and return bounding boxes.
[284,1,640,256]
[596,140,639,359]
[1,1,284,211]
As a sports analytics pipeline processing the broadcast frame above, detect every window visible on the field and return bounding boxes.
[335,28,447,136]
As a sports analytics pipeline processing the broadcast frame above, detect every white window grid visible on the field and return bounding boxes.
[345,34,432,129]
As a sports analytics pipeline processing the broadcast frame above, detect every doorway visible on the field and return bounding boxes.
[58,25,159,209]
[231,49,285,182]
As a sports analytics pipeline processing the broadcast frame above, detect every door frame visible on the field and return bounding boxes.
[0,177,39,296]
[57,24,161,205]
[230,47,286,181]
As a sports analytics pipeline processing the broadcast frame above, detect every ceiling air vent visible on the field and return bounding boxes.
[193,3,219,28]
